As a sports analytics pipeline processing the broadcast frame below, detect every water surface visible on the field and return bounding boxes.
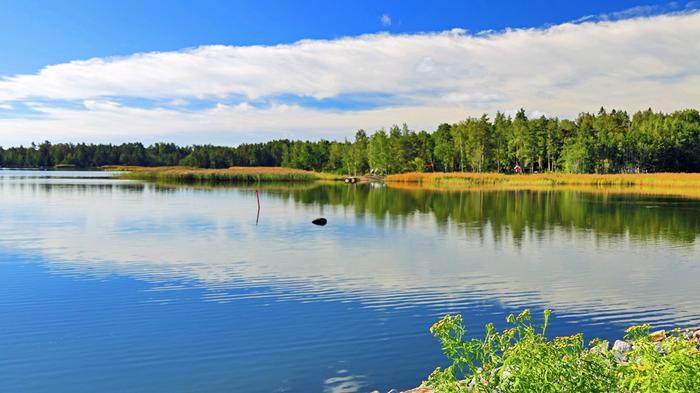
[1,171,699,392]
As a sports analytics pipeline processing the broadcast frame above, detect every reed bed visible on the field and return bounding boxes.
[387,172,700,188]
[108,166,336,183]
[387,182,700,200]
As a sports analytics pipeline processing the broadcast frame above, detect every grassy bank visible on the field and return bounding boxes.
[385,172,700,199]
[422,310,700,393]
[387,172,700,188]
[386,181,700,200]
[106,166,343,183]
[109,167,700,198]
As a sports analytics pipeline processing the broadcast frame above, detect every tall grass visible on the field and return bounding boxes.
[110,166,332,183]
[387,182,700,200]
[387,172,700,188]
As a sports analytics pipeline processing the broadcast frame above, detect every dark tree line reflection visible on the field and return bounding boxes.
[8,177,699,245]
[269,184,700,244]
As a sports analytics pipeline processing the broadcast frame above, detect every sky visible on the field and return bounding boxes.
[0,0,699,146]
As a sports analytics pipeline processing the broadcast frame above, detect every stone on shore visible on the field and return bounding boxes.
[401,388,433,393]
[691,328,700,342]
[650,330,666,342]
[370,388,433,393]
[612,339,632,353]
[396,328,698,393]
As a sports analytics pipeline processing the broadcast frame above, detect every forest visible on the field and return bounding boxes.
[2,107,699,174]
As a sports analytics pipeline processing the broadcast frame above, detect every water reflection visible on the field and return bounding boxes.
[2,177,699,322]
[1,174,700,392]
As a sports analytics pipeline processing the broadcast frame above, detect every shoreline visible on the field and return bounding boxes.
[106,166,700,199]
[386,326,700,393]
[386,172,700,187]
[105,165,344,183]
[387,172,700,199]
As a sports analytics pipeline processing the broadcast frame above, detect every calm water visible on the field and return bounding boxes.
[2,170,700,393]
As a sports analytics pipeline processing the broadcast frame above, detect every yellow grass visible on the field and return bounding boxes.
[387,172,700,187]
[106,165,315,174]
[386,172,700,199]
[105,166,344,183]
[387,182,700,199]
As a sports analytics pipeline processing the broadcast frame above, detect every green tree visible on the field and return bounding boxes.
[368,129,390,174]
[433,123,455,172]
[491,112,511,173]
[509,109,529,171]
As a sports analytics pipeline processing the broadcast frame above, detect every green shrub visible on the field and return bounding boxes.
[426,310,700,392]
[619,325,700,392]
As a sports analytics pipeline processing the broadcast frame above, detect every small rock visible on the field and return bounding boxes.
[612,339,632,353]
[311,217,327,226]
[692,329,700,343]
[650,330,666,342]
[614,352,628,363]
[654,342,665,355]
[401,388,434,393]
[387,390,400,393]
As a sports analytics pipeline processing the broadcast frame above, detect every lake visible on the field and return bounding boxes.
[2,170,699,393]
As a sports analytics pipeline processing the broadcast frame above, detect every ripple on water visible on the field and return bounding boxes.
[1,174,700,392]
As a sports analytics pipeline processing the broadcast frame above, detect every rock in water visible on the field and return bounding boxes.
[312,218,327,226]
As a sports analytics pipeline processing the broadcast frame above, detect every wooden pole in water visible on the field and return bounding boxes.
[255,190,261,225]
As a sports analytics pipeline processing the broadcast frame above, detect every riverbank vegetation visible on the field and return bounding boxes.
[387,172,700,188]
[110,166,338,183]
[425,310,700,393]
[1,108,699,174]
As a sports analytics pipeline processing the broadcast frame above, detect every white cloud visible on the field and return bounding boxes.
[380,14,391,26]
[573,1,697,23]
[606,4,667,20]
[0,11,699,144]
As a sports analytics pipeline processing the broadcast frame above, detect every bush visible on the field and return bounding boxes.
[426,310,700,392]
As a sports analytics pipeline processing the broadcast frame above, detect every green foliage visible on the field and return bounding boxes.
[2,108,700,174]
[433,123,456,172]
[411,157,426,172]
[619,325,700,392]
[426,310,700,393]
[368,129,391,173]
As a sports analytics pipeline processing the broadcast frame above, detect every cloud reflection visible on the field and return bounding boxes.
[0,176,699,328]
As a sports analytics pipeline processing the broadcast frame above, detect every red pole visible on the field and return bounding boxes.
[255,190,261,225]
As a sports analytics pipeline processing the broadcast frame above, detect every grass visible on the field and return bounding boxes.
[387,172,700,187]
[426,310,700,393]
[386,182,700,200]
[108,167,700,198]
[386,172,700,199]
[105,166,344,183]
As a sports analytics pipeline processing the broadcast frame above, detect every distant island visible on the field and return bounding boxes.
[2,108,699,175]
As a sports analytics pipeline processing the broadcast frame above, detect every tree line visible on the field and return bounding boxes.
[2,107,699,173]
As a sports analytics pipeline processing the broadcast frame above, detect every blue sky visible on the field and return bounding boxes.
[0,1,698,145]
[0,0,687,75]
